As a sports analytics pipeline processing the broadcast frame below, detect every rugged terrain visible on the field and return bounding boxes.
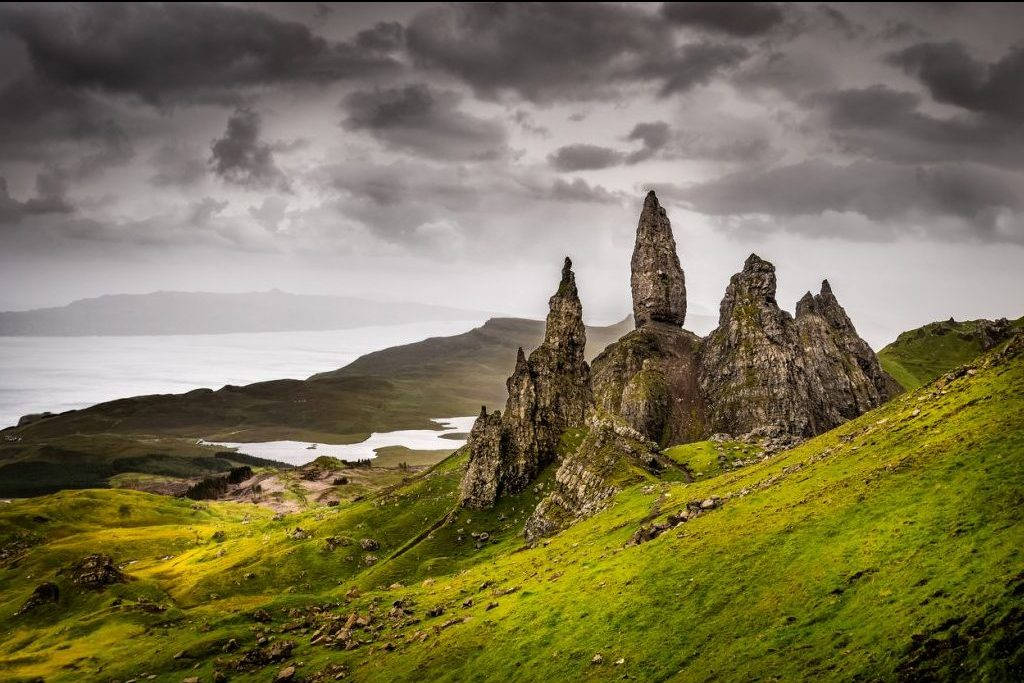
[1,325,1021,682]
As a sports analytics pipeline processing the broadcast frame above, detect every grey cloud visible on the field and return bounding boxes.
[0,170,74,225]
[149,142,207,187]
[888,42,1024,120]
[0,77,137,171]
[1,3,401,105]
[625,121,671,163]
[210,108,291,192]
[808,85,1024,169]
[548,144,623,172]
[342,84,509,161]
[671,159,1024,242]
[661,2,787,37]
[355,22,405,52]
[546,178,622,204]
[406,3,744,102]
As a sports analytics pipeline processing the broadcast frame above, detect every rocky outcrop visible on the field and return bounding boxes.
[590,323,705,446]
[524,417,657,541]
[631,191,686,328]
[63,553,127,590]
[462,191,899,540]
[699,255,899,438]
[796,280,904,408]
[459,258,591,508]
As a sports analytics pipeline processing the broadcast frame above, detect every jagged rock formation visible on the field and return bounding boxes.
[461,191,899,541]
[796,280,904,405]
[699,255,899,437]
[459,258,591,509]
[631,191,686,328]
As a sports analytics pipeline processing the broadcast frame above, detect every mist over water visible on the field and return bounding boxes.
[0,320,485,429]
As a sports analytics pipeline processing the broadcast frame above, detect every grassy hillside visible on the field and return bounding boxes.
[1,332,1021,681]
[879,316,1023,390]
[0,317,630,496]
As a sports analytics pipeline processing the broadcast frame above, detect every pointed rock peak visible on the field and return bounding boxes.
[643,189,665,214]
[556,256,578,298]
[743,253,772,273]
[515,346,527,368]
[632,191,686,327]
[820,279,833,296]
[796,291,816,318]
[479,405,488,419]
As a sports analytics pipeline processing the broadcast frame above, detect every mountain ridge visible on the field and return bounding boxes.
[0,290,493,336]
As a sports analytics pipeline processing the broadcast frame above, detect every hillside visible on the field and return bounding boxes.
[0,290,489,336]
[0,332,1020,681]
[0,317,631,496]
[879,316,1023,390]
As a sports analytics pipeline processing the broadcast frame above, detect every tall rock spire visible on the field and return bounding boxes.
[459,257,591,509]
[631,191,686,328]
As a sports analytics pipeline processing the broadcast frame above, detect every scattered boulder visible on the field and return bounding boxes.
[360,538,379,551]
[63,554,126,590]
[236,640,295,670]
[16,581,59,615]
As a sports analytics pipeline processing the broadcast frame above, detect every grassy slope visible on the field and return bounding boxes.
[0,318,630,496]
[1,335,1022,681]
[878,316,1023,390]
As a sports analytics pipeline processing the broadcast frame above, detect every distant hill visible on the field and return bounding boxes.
[0,290,491,336]
[0,316,632,495]
[878,315,1024,390]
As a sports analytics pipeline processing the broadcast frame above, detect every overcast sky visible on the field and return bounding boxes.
[1,2,1022,347]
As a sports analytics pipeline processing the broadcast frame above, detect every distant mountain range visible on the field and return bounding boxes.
[0,290,493,336]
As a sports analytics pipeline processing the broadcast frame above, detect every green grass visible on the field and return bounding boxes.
[1,335,1022,681]
[878,316,1023,390]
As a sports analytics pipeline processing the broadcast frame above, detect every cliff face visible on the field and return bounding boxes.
[459,258,591,509]
[698,256,900,438]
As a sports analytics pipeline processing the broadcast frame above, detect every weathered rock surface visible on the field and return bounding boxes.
[699,255,900,437]
[631,191,686,328]
[525,417,657,541]
[590,322,705,446]
[16,581,59,615]
[63,553,127,590]
[459,258,591,508]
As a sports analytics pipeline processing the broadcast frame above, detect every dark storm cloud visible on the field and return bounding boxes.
[354,22,405,52]
[808,86,1024,169]
[640,42,750,96]
[671,159,1024,242]
[342,84,509,161]
[209,108,291,192]
[625,121,672,163]
[0,3,401,105]
[548,144,624,172]
[0,77,136,169]
[889,42,1024,120]
[661,2,787,37]
[406,3,746,102]
[0,170,73,225]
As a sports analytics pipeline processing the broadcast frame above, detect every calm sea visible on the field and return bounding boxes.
[0,320,485,429]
